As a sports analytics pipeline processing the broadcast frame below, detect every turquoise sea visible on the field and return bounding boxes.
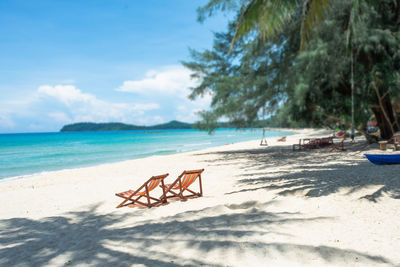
[0,129,290,180]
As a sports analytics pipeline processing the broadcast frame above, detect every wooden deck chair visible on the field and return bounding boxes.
[329,139,346,152]
[162,169,204,201]
[320,137,333,147]
[115,173,168,208]
[293,139,302,150]
[277,136,286,142]
[299,138,317,149]
[307,139,320,149]
[293,139,311,150]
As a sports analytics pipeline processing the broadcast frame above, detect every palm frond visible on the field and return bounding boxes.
[232,0,331,50]
[197,0,239,22]
[300,0,328,49]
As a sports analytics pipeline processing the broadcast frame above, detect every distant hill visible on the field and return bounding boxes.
[60,120,193,132]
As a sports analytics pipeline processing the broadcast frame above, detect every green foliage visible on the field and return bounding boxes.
[286,0,400,137]
[183,18,301,130]
[199,0,330,50]
[197,0,239,22]
[187,0,400,139]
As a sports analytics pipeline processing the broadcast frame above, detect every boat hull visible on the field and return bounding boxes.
[365,154,400,165]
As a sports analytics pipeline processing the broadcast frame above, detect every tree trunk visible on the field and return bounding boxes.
[371,97,399,139]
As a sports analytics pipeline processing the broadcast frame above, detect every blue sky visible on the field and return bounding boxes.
[0,0,229,133]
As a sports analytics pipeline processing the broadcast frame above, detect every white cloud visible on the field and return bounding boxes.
[116,65,199,97]
[132,103,160,111]
[175,92,212,122]
[38,85,95,106]
[0,65,212,132]
[135,115,164,126]
[38,85,159,123]
[48,112,72,124]
[0,112,15,128]
[28,123,46,132]
[115,65,212,123]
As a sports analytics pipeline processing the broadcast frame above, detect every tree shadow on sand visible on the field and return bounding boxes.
[0,201,395,266]
[196,141,400,202]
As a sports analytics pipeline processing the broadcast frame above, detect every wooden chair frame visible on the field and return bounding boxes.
[293,138,316,150]
[277,136,287,142]
[292,139,302,151]
[162,169,204,201]
[329,139,346,152]
[320,137,334,147]
[116,174,168,208]
[293,137,334,151]
[306,139,319,149]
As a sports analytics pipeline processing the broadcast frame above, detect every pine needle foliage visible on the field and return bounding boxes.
[189,0,400,139]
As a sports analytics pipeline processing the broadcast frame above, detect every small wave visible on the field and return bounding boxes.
[183,142,212,147]
[0,170,55,183]
[155,150,178,155]
[0,129,295,183]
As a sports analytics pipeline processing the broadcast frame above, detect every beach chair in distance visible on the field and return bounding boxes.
[293,139,309,150]
[260,128,268,146]
[162,169,204,201]
[320,137,333,147]
[260,138,268,146]
[329,139,346,152]
[115,174,169,208]
[277,136,286,142]
[298,138,316,149]
[293,139,302,150]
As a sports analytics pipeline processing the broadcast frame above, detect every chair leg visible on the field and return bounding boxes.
[199,175,203,197]
[117,194,143,208]
[160,180,167,203]
[145,185,151,207]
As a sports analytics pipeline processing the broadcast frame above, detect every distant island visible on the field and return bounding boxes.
[60,120,193,132]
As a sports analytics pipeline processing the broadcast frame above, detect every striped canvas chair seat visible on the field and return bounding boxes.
[117,178,161,198]
[167,172,199,190]
[115,173,168,208]
[163,169,204,200]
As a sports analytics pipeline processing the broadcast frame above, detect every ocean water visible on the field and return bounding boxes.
[0,129,290,180]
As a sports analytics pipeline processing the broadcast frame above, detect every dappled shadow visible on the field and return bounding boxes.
[196,141,400,202]
[0,205,186,266]
[0,204,219,267]
[0,201,394,266]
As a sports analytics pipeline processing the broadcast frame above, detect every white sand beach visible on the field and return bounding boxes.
[1,129,400,266]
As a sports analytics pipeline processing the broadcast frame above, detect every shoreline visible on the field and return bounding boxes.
[0,139,269,184]
[1,128,399,266]
[0,128,297,183]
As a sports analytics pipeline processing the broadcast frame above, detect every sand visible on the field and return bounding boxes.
[0,129,400,266]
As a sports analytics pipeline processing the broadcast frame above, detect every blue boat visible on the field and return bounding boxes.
[365,154,400,165]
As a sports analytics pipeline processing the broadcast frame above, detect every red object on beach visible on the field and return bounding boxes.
[162,169,204,201]
[293,137,334,151]
[336,130,349,139]
[329,139,345,152]
[277,136,287,142]
[115,173,169,208]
